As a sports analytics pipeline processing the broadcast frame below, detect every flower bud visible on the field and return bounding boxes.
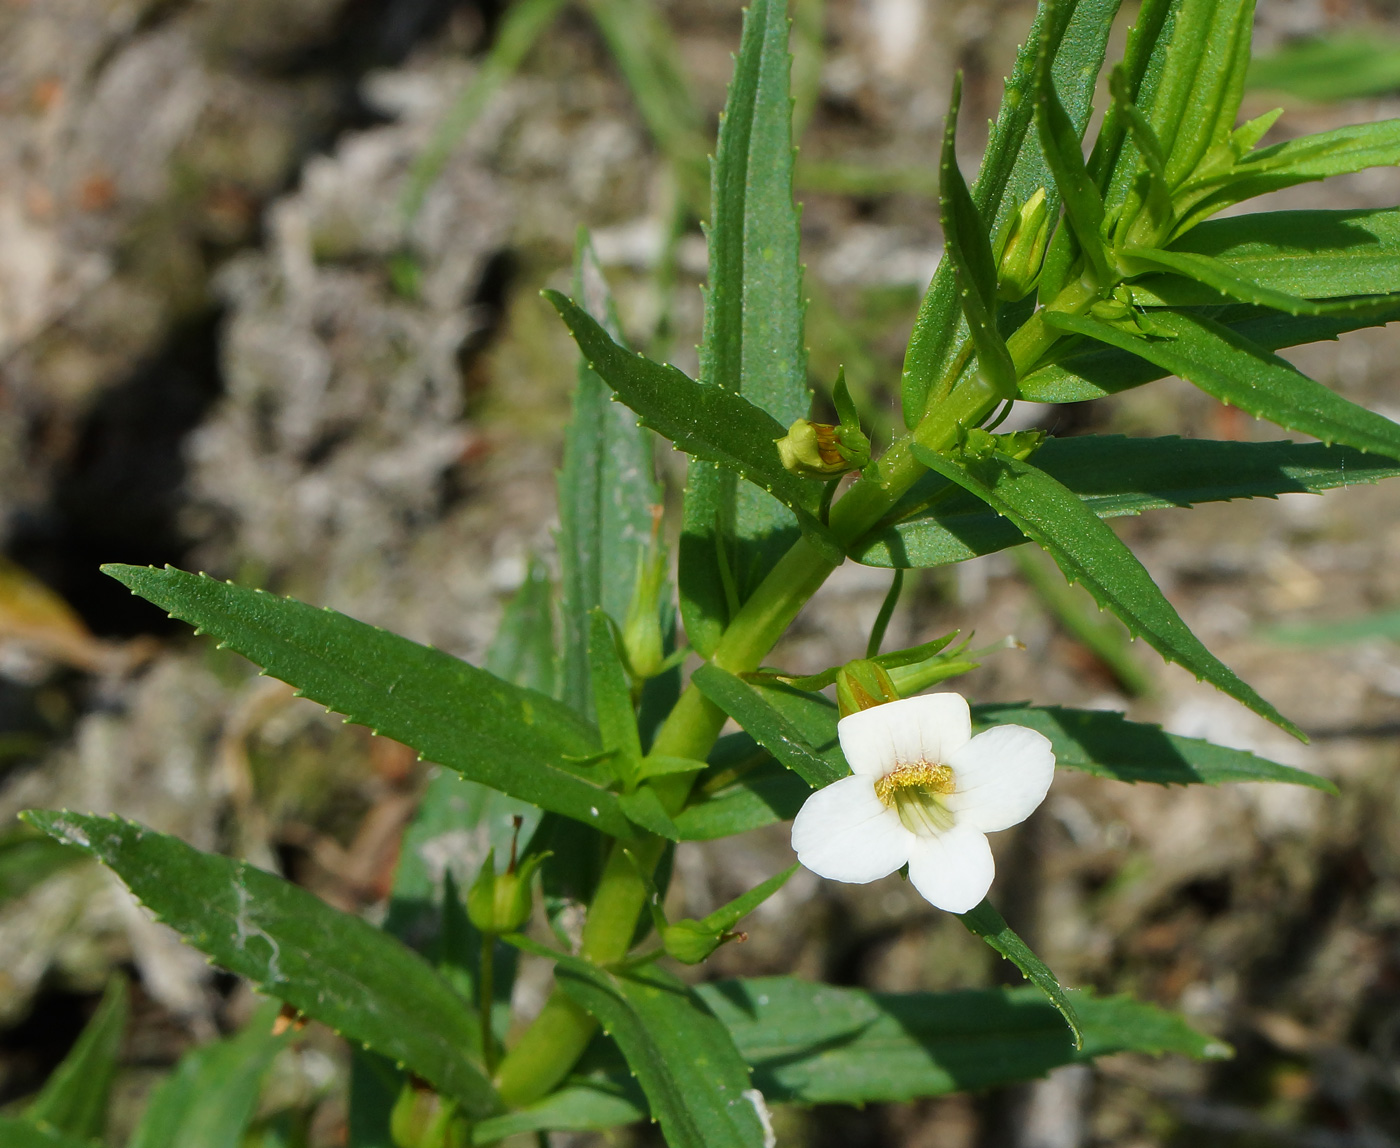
[662,919,744,964]
[996,188,1050,301]
[622,514,668,681]
[466,848,548,936]
[775,419,871,480]
[390,1081,466,1148]
[836,659,900,717]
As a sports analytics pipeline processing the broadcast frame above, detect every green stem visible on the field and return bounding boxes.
[480,934,497,1078]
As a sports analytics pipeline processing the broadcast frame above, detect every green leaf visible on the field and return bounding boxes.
[941,74,1017,398]
[1130,208,1400,304]
[1179,119,1400,231]
[511,938,769,1148]
[973,703,1335,792]
[1248,34,1400,103]
[0,825,86,905]
[672,738,812,841]
[1044,309,1400,461]
[910,441,1303,738]
[486,556,556,701]
[959,899,1080,1045]
[545,294,838,562]
[23,811,498,1119]
[618,786,682,842]
[589,610,642,786]
[690,665,846,788]
[559,233,660,714]
[699,977,1228,1105]
[1088,0,1171,196]
[127,1001,286,1148]
[0,1119,94,1148]
[25,974,127,1140]
[1021,301,1400,401]
[470,1079,647,1143]
[683,0,810,655]
[102,563,628,836]
[695,864,798,934]
[1122,245,1399,316]
[902,0,1119,424]
[852,435,1400,569]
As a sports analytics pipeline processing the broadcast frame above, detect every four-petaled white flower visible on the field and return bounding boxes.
[791,692,1055,914]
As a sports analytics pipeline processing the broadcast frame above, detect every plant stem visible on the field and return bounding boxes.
[480,934,497,1077]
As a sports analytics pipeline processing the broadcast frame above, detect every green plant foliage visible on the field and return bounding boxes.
[912,441,1303,738]
[101,564,628,836]
[470,1077,647,1143]
[1249,35,1400,102]
[853,436,1400,568]
[511,937,770,1148]
[701,978,1228,1104]
[126,1001,286,1148]
[22,811,498,1120]
[672,739,812,841]
[681,0,810,656]
[0,825,87,906]
[0,1120,95,1148]
[1046,310,1400,460]
[23,975,127,1141]
[959,900,1081,1044]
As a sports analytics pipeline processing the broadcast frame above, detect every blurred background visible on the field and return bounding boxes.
[2,0,1400,1143]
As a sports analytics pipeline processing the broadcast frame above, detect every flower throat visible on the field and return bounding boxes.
[875,762,956,836]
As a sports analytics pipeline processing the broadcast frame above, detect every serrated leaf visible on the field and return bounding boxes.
[511,937,768,1148]
[559,235,660,715]
[972,703,1334,791]
[903,0,1119,423]
[672,736,812,841]
[1021,302,1400,401]
[0,1119,94,1148]
[851,436,1400,569]
[23,811,498,1119]
[690,665,846,788]
[959,899,1080,1044]
[1044,309,1400,461]
[545,293,839,566]
[25,974,126,1140]
[1128,209,1400,304]
[1179,119,1400,230]
[941,74,1017,397]
[1122,245,1399,316]
[102,563,628,836]
[699,977,1227,1105]
[127,1001,286,1148]
[909,442,1303,738]
[683,0,810,655]
[589,609,642,786]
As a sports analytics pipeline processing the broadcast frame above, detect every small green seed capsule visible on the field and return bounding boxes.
[996,188,1051,301]
[466,848,548,935]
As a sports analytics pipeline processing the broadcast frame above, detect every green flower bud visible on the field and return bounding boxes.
[836,659,900,717]
[775,419,871,480]
[995,188,1050,301]
[662,919,742,964]
[622,520,668,682]
[390,1081,466,1148]
[466,848,549,935]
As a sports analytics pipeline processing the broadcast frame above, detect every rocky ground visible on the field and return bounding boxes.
[3,0,1400,1144]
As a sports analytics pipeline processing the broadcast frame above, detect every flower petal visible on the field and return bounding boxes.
[837,692,973,777]
[791,775,911,883]
[946,724,1055,834]
[905,822,995,914]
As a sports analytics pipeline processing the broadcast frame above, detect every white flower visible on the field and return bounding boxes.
[791,692,1054,914]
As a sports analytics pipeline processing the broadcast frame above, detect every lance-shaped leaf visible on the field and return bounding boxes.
[903,0,1119,424]
[1121,246,1400,317]
[1036,30,1112,285]
[23,811,499,1119]
[852,436,1400,569]
[127,1001,287,1148]
[700,978,1228,1105]
[590,609,642,788]
[510,937,769,1148]
[910,441,1303,738]
[691,664,846,788]
[1179,119,1400,231]
[102,563,629,837]
[1130,208,1400,304]
[683,0,810,655]
[0,1121,94,1148]
[1021,302,1400,402]
[941,74,1017,398]
[559,234,659,715]
[1248,35,1400,103]
[470,1076,647,1143]
[1089,0,1172,197]
[25,975,127,1141]
[673,736,812,841]
[960,900,1080,1045]
[1044,310,1400,461]
[546,293,839,566]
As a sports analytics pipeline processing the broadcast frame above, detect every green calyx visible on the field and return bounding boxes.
[621,515,670,682]
[775,368,872,479]
[390,1082,467,1148]
[995,188,1051,301]
[466,847,550,936]
[835,659,901,716]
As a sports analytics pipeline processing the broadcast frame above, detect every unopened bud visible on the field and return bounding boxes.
[995,188,1050,301]
[622,509,668,681]
[390,1081,466,1148]
[836,659,900,717]
[776,419,870,480]
[662,920,746,965]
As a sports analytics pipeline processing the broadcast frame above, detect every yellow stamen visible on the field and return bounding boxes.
[874,762,956,836]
